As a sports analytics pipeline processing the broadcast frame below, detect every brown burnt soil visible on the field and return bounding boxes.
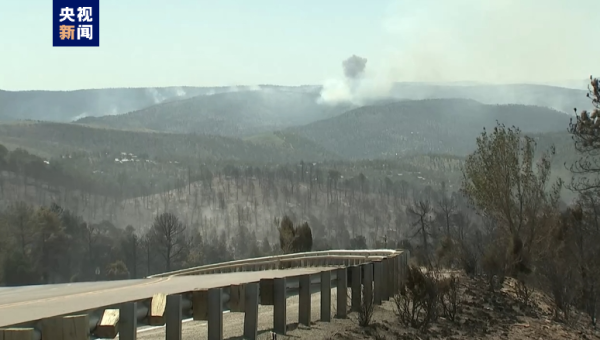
[271,274,600,340]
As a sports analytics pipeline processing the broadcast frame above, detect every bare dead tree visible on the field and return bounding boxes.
[407,200,433,269]
[149,212,187,272]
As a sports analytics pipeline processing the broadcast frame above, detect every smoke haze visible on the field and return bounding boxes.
[320,0,600,106]
[383,0,599,84]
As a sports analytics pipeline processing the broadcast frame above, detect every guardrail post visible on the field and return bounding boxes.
[230,284,246,312]
[388,256,395,297]
[350,265,361,312]
[392,256,399,294]
[273,277,287,335]
[243,282,259,340]
[299,274,311,326]
[119,302,137,340]
[1,328,35,340]
[373,260,383,305]
[320,270,331,322]
[401,251,410,286]
[192,289,209,320]
[362,263,373,309]
[63,314,89,340]
[208,288,223,340]
[40,317,62,339]
[259,279,274,305]
[381,258,390,301]
[336,267,347,318]
[166,294,182,340]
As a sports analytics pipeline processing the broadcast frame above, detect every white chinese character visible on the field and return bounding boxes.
[59,7,75,22]
[77,25,93,40]
[77,7,93,22]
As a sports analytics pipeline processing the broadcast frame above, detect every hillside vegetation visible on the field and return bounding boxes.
[289,99,571,158]
[1,82,586,125]
[0,121,339,164]
[77,90,353,137]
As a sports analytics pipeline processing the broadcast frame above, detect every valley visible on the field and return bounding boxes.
[0,81,590,313]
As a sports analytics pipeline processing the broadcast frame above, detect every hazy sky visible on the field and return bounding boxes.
[1,0,599,90]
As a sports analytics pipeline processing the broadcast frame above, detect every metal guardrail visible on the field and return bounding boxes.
[0,249,408,340]
[23,275,332,340]
[148,249,400,278]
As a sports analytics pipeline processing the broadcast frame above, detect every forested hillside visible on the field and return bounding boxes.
[0,91,588,289]
[0,141,469,285]
[77,90,353,136]
[290,99,571,158]
[0,121,339,163]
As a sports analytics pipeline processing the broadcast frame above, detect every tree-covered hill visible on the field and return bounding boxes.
[77,90,352,137]
[288,99,571,159]
[0,121,340,164]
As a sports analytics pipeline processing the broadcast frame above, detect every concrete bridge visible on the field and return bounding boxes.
[0,249,409,340]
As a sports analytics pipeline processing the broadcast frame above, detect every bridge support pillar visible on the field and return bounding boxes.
[119,302,137,340]
[208,288,223,340]
[350,265,361,312]
[362,263,373,310]
[243,282,259,340]
[273,277,287,335]
[373,261,383,305]
[299,274,311,326]
[320,270,331,322]
[166,294,182,340]
[336,267,347,318]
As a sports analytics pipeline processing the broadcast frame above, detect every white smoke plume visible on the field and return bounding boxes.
[319,55,392,105]
[146,88,165,104]
[174,87,186,97]
[72,112,89,121]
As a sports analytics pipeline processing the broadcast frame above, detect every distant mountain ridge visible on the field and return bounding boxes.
[0,82,589,125]
[0,85,321,122]
[388,83,589,114]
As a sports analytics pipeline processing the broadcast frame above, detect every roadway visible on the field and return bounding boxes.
[0,267,336,328]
